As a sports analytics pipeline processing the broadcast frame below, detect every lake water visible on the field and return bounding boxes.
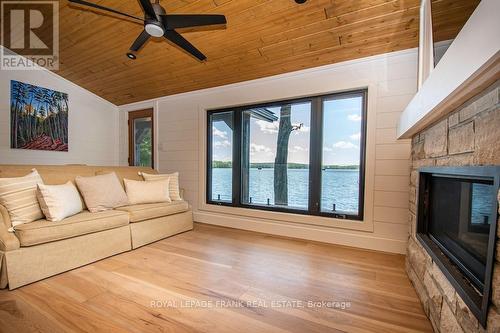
[471,183,494,226]
[211,168,359,213]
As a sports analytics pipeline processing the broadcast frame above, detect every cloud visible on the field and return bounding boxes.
[290,145,308,153]
[349,132,361,140]
[213,140,231,148]
[213,127,228,139]
[250,143,271,155]
[213,154,231,161]
[255,120,279,134]
[322,147,337,156]
[348,114,362,122]
[332,141,359,149]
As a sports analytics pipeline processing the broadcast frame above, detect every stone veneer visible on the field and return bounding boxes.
[406,80,500,333]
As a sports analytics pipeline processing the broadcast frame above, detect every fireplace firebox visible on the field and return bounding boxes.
[417,166,499,327]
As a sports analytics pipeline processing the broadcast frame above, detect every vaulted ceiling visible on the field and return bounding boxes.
[54,0,478,105]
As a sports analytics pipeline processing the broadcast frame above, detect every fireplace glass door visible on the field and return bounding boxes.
[427,176,494,291]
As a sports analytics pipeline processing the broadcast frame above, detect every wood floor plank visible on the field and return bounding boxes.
[0,223,432,333]
[149,239,418,301]
[0,291,67,333]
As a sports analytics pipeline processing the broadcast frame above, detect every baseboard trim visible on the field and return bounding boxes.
[194,211,407,254]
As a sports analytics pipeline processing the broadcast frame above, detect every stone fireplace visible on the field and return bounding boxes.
[406,80,500,332]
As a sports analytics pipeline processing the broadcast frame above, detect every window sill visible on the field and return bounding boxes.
[199,201,374,232]
[208,200,362,220]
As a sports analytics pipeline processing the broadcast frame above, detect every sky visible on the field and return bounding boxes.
[212,96,363,166]
[11,81,68,116]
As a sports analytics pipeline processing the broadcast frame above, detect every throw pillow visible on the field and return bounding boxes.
[37,181,83,222]
[0,169,44,227]
[123,178,171,205]
[75,172,129,212]
[140,172,182,201]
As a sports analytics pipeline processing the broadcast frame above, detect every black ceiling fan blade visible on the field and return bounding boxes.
[163,30,206,61]
[68,0,144,22]
[160,14,226,29]
[130,30,150,52]
[138,0,157,19]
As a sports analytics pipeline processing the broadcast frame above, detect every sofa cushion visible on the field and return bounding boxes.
[14,210,129,247]
[95,167,156,187]
[116,201,189,223]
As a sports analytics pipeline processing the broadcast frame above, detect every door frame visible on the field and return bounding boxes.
[128,108,154,167]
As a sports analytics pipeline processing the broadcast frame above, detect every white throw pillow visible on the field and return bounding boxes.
[37,182,83,222]
[124,178,171,205]
[140,172,181,201]
[0,169,44,227]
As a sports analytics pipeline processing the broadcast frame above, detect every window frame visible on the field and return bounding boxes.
[206,89,367,221]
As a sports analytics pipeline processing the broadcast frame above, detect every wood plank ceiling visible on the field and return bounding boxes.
[55,0,479,105]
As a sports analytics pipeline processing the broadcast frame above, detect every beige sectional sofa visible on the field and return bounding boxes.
[0,164,193,290]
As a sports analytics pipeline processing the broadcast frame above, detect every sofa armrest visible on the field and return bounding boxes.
[0,204,20,251]
[0,204,11,229]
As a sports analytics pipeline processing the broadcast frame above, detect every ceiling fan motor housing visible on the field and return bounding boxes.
[145,3,166,37]
[145,21,164,37]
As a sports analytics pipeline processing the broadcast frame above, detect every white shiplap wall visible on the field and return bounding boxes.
[119,48,417,253]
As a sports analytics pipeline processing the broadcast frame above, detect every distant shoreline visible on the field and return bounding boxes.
[212,161,359,170]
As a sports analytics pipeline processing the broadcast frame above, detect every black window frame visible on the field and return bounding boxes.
[206,89,367,221]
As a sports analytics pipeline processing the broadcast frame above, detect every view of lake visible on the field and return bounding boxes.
[211,168,360,213]
[471,183,494,226]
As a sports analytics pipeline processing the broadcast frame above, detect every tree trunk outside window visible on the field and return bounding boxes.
[274,104,293,206]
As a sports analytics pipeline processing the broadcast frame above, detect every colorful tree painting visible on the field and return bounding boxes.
[10,80,68,151]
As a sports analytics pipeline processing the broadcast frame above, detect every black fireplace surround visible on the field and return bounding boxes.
[417,166,500,327]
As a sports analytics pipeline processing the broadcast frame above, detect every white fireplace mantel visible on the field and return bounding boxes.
[397,0,500,139]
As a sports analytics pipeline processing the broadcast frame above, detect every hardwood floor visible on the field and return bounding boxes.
[0,224,432,333]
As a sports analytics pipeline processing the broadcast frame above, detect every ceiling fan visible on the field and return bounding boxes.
[67,0,227,61]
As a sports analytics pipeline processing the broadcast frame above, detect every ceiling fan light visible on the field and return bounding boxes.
[145,23,164,37]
